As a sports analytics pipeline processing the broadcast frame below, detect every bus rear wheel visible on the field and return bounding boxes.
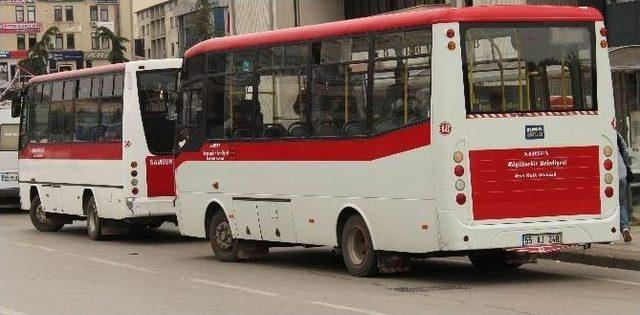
[468,250,524,271]
[86,196,104,241]
[29,196,64,232]
[341,215,378,277]
[209,210,241,262]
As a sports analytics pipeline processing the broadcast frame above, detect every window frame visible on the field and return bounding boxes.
[90,6,98,21]
[66,33,75,50]
[15,5,24,22]
[186,26,432,145]
[65,5,74,21]
[460,22,598,115]
[27,5,35,22]
[16,34,25,50]
[54,6,62,22]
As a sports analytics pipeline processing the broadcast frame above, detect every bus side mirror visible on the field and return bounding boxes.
[11,96,21,118]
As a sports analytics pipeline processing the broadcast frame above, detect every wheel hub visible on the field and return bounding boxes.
[215,220,234,251]
[346,227,367,266]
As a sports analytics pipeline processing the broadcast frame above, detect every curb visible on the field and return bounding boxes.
[542,250,640,272]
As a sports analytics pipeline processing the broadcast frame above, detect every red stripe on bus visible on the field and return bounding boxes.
[19,142,123,160]
[469,146,601,220]
[186,6,602,58]
[176,122,430,165]
[146,156,176,197]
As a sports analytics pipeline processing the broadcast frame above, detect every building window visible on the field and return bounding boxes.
[15,6,24,22]
[65,6,74,21]
[28,34,36,49]
[90,6,98,21]
[100,7,109,21]
[17,34,25,50]
[101,37,110,50]
[171,43,175,57]
[141,25,145,37]
[27,6,35,22]
[55,34,63,49]
[85,60,92,68]
[146,25,149,35]
[91,33,99,49]
[66,33,75,49]
[170,16,174,28]
[147,49,150,58]
[54,6,62,22]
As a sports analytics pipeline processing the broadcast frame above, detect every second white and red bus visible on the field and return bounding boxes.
[15,59,182,239]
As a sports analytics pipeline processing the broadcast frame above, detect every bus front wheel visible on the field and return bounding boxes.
[29,196,64,232]
[209,210,241,262]
[86,196,104,241]
[341,215,378,277]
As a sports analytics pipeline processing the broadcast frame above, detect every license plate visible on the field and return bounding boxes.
[522,233,562,246]
[1,173,18,182]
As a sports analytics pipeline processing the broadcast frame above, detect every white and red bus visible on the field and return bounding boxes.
[15,59,182,240]
[0,104,20,209]
[174,6,619,275]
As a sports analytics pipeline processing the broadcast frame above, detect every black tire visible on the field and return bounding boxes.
[209,210,240,262]
[29,195,64,232]
[468,250,523,271]
[341,215,378,277]
[86,195,104,241]
[148,220,164,229]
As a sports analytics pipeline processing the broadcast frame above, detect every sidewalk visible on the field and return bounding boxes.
[543,226,640,271]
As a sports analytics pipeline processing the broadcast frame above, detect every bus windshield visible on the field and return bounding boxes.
[463,24,595,113]
[137,69,179,154]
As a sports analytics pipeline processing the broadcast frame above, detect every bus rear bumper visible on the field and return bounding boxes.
[438,211,620,252]
[124,196,176,217]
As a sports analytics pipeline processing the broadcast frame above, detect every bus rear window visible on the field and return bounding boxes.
[463,24,595,114]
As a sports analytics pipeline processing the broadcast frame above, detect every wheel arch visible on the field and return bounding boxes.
[29,185,38,201]
[335,203,377,250]
[203,198,229,240]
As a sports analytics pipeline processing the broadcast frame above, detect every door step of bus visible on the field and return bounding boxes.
[377,252,411,274]
[237,241,269,260]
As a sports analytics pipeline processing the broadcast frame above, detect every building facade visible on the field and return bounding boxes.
[0,0,133,87]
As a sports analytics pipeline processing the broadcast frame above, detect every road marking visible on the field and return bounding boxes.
[9,241,157,274]
[62,252,159,274]
[309,301,388,315]
[585,276,640,287]
[10,241,58,252]
[0,305,29,315]
[189,278,280,297]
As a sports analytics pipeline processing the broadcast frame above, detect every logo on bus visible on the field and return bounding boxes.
[439,121,452,136]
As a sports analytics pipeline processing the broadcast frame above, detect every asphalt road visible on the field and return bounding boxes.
[1,209,639,315]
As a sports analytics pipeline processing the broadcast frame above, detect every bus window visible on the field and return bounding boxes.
[138,69,179,153]
[75,102,99,142]
[372,29,431,134]
[102,75,114,97]
[463,25,595,113]
[29,83,50,143]
[91,76,101,98]
[100,102,122,141]
[78,77,91,99]
[311,37,369,137]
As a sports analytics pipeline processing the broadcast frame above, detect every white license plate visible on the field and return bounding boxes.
[1,173,18,182]
[522,233,562,246]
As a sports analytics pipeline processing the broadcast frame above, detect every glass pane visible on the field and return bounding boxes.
[100,102,122,141]
[284,44,308,67]
[464,26,594,113]
[63,80,76,100]
[257,68,308,138]
[75,102,99,142]
[102,75,114,97]
[78,78,91,99]
[91,76,101,97]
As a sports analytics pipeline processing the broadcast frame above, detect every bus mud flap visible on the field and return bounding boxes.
[377,252,411,274]
[237,241,269,260]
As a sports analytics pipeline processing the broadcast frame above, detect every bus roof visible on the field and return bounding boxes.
[185,5,602,59]
[25,62,126,86]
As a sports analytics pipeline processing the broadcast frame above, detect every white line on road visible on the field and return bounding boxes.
[62,252,159,274]
[0,305,30,315]
[10,241,58,252]
[309,301,388,315]
[9,241,158,274]
[585,276,640,287]
[189,278,281,297]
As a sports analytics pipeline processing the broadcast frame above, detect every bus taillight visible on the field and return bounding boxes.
[600,27,608,37]
[604,159,613,171]
[605,187,614,198]
[456,193,466,205]
[454,165,464,177]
